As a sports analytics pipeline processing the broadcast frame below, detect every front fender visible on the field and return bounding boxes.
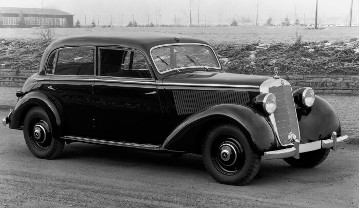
[162,104,276,152]
[298,95,341,143]
[9,91,63,131]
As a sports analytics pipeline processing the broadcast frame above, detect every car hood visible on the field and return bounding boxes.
[161,71,270,90]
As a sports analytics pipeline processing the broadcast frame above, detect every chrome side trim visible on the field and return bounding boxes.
[163,82,259,89]
[62,136,161,150]
[262,133,349,160]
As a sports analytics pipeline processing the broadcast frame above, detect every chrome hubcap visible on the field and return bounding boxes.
[33,123,47,144]
[218,142,238,166]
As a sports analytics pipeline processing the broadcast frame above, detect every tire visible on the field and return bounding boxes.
[284,148,330,168]
[23,107,64,159]
[202,124,261,185]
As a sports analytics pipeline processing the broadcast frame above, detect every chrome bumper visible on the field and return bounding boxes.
[263,132,349,160]
[2,109,12,126]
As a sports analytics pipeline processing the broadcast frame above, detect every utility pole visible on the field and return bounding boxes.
[349,0,354,27]
[256,0,259,26]
[85,15,86,26]
[198,0,200,26]
[315,0,318,29]
[97,15,99,27]
[111,15,112,27]
[190,0,193,27]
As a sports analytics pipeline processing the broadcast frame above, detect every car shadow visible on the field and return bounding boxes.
[59,142,345,186]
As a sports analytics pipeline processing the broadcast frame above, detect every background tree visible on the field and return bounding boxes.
[18,12,26,28]
[294,18,300,26]
[127,20,138,27]
[75,20,81,27]
[91,20,96,27]
[282,16,290,26]
[265,17,273,26]
[230,19,238,26]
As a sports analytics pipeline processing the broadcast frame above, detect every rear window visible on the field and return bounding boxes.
[55,47,94,75]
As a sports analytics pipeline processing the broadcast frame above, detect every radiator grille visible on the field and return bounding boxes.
[173,90,250,115]
[269,85,300,145]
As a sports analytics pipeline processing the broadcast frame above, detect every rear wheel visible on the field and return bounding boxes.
[202,124,261,185]
[23,107,64,159]
[284,148,330,168]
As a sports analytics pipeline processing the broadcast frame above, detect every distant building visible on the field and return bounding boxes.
[0,7,73,28]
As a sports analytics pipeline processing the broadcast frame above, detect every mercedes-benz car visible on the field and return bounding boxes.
[2,33,348,185]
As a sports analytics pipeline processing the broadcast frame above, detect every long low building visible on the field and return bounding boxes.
[0,7,73,27]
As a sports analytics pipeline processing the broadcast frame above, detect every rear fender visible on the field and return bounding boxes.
[10,91,63,132]
[162,104,276,152]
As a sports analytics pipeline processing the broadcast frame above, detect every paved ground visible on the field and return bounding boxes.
[0,109,358,208]
[0,86,20,109]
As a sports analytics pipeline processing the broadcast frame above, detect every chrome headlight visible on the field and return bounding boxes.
[302,87,315,107]
[263,93,277,114]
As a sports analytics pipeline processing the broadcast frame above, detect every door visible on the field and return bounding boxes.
[94,47,165,144]
[47,46,96,137]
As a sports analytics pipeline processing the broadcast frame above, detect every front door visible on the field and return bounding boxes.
[94,47,164,145]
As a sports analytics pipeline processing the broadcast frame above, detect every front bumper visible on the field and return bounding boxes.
[262,132,349,160]
[2,109,12,126]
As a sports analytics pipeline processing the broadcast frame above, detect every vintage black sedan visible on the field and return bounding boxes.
[3,33,348,185]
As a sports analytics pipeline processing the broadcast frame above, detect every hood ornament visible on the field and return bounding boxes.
[273,67,280,79]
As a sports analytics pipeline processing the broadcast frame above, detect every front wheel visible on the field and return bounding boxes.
[202,124,261,185]
[284,148,330,168]
[23,107,64,159]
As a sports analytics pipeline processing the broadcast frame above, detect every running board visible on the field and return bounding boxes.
[62,136,161,150]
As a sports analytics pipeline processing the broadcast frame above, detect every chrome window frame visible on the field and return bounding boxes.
[150,43,221,75]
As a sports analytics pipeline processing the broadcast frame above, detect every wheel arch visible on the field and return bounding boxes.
[10,91,64,135]
[162,104,277,154]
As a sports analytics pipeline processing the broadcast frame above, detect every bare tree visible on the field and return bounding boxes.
[315,0,318,29]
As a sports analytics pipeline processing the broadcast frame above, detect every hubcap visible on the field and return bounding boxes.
[218,142,238,166]
[212,138,245,174]
[30,120,51,149]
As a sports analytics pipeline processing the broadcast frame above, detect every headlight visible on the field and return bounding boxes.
[302,87,315,107]
[263,93,277,114]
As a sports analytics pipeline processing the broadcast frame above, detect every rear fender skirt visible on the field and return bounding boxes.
[162,104,276,152]
[298,95,341,143]
[9,91,63,131]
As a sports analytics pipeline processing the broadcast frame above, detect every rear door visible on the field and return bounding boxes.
[47,46,96,137]
[94,47,165,144]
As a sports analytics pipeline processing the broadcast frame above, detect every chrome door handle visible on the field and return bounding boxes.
[145,91,157,95]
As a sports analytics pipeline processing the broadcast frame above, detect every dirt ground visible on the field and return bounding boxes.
[0,105,359,208]
[1,26,358,45]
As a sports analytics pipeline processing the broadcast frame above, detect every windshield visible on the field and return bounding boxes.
[151,44,220,74]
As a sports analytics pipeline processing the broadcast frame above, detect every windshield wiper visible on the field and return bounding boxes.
[156,56,169,66]
[185,55,199,65]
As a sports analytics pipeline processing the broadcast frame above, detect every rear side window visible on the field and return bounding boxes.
[55,47,94,75]
[99,48,152,78]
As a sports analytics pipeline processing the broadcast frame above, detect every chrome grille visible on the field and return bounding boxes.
[269,85,300,145]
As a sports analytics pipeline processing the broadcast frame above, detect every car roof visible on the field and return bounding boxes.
[48,32,209,52]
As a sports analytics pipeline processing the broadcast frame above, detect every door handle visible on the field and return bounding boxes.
[145,91,157,95]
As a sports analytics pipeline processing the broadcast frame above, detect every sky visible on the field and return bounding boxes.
[0,0,358,26]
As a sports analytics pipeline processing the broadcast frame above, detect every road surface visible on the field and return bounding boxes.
[0,110,358,208]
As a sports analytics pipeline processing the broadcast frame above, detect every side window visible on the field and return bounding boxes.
[55,47,94,75]
[44,51,56,75]
[100,48,152,78]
